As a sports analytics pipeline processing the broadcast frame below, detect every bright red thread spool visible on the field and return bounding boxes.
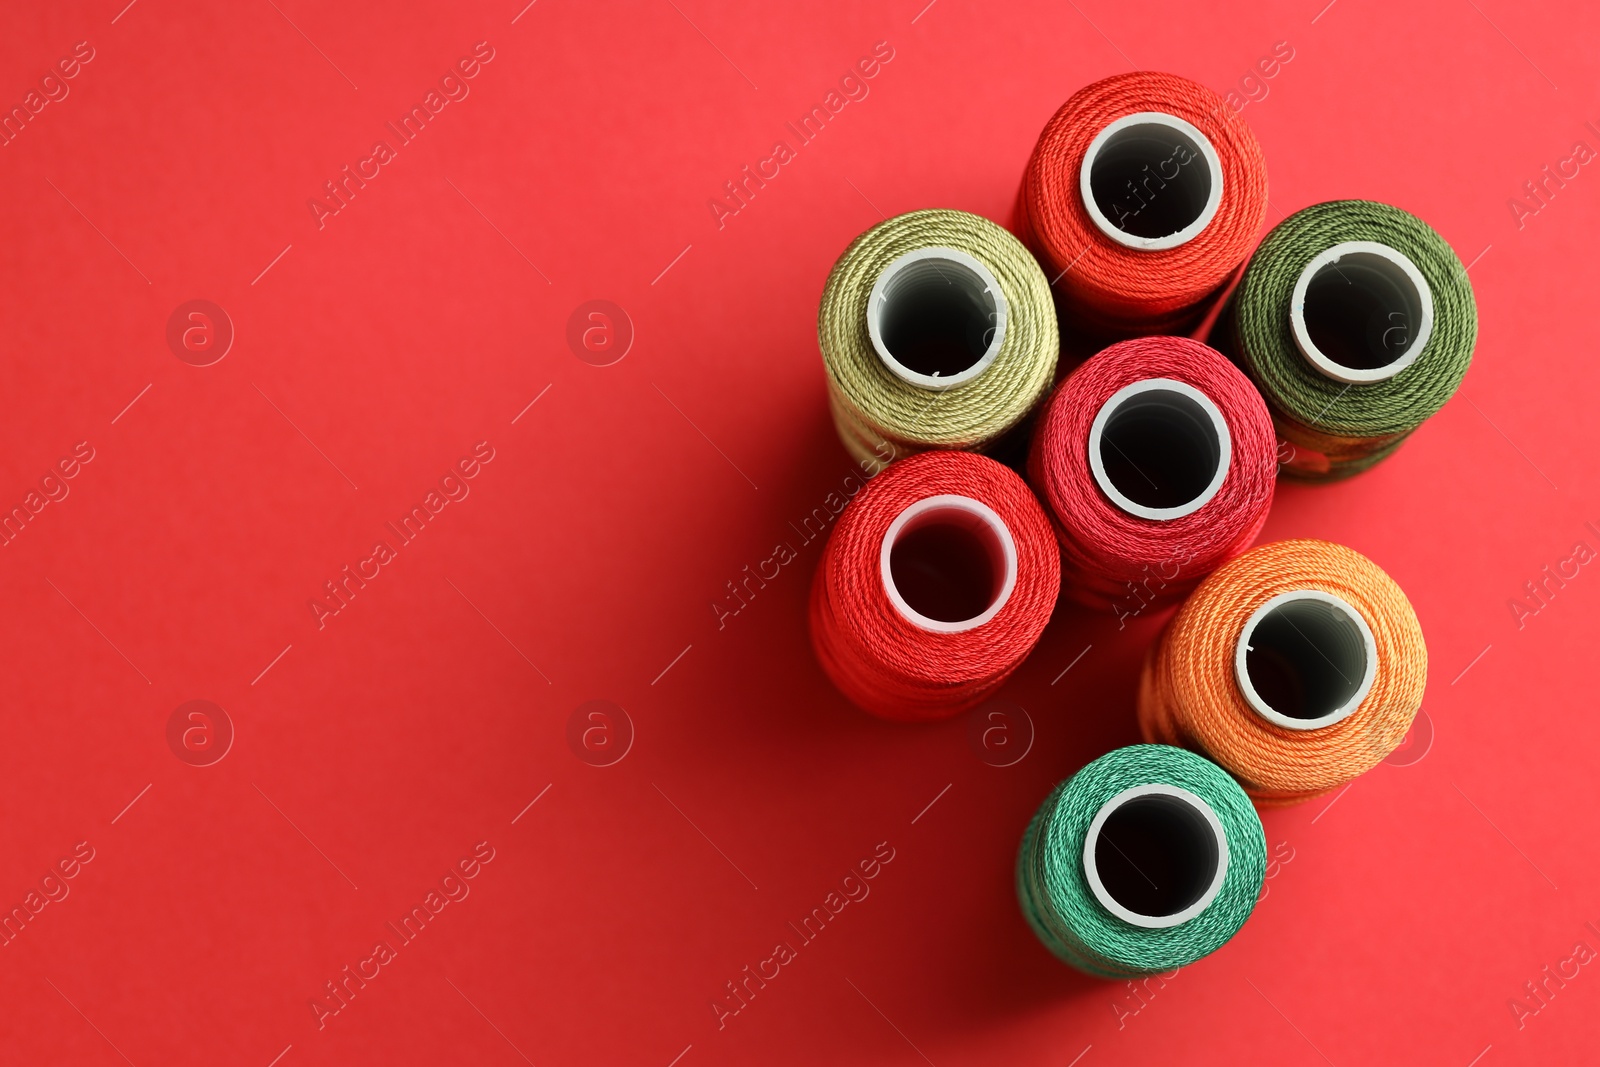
[1016,71,1268,339]
[810,450,1060,722]
[1027,336,1276,616]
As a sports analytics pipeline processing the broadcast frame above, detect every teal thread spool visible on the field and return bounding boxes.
[1017,745,1266,977]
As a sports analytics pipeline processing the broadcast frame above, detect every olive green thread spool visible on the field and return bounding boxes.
[819,209,1059,471]
[1217,200,1476,480]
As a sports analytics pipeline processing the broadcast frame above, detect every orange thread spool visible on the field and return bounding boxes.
[1137,539,1426,806]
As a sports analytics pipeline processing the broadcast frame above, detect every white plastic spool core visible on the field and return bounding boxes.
[1087,378,1232,521]
[1235,590,1378,730]
[1082,784,1229,929]
[1289,241,1434,384]
[879,494,1018,633]
[1079,112,1225,250]
[866,247,1008,391]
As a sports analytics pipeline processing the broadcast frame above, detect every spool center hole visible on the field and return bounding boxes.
[1093,795,1221,919]
[1244,599,1369,722]
[887,507,1006,624]
[1087,122,1213,241]
[1303,252,1425,371]
[1098,389,1224,511]
[875,258,999,381]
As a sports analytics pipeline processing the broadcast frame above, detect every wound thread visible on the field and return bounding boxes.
[1016,72,1268,339]
[1017,744,1266,977]
[1215,200,1477,480]
[1137,539,1428,805]
[819,209,1059,472]
[1027,336,1276,613]
[809,450,1060,722]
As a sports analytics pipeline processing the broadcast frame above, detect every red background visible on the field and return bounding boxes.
[0,1,1595,1064]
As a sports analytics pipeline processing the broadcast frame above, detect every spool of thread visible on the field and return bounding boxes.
[1028,336,1276,614]
[818,209,1059,471]
[809,450,1060,722]
[1016,71,1268,339]
[1016,744,1266,978]
[1215,200,1477,480]
[1138,539,1427,805]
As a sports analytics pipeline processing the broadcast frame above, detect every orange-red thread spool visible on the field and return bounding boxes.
[1016,71,1268,339]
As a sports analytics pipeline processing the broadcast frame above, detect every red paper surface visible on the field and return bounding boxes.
[0,1,1594,1064]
